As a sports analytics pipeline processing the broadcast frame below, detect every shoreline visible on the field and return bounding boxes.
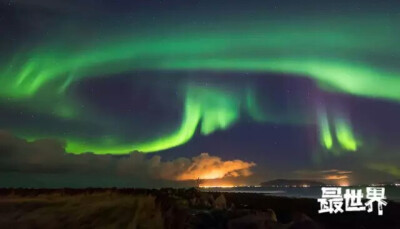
[0,188,399,228]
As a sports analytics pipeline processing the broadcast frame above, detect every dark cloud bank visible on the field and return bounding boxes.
[0,131,255,188]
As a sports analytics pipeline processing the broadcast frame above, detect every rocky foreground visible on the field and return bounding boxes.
[0,188,399,229]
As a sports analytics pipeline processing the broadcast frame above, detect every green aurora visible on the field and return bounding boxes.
[1,14,396,154]
[317,108,358,154]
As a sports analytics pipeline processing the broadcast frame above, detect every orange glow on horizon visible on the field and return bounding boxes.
[338,180,350,187]
[325,175,349,180]
[198,171,226,180]
[175,153,255,181]
[198,179,243,188]
[199,184,236,188]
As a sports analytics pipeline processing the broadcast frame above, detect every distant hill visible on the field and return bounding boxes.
[374,180,400,186]
[260,179,325,187]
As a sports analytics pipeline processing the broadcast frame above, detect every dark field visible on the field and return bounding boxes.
[0,188,399,229]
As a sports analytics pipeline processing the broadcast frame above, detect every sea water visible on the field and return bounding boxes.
[202,186,400,202]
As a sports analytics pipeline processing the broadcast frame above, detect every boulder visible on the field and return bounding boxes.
[214,194,227,209]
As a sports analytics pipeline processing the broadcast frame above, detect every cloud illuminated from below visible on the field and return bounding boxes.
[175,153,255,180]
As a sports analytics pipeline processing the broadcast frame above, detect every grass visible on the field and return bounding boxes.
[0,192,163,229]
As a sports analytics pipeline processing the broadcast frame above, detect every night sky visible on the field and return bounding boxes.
[1,0,400,187]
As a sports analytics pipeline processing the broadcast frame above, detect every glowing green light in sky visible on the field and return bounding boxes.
[317,109,358,152]
[189,86,240,135]
[3,15,390,154]
[66,93,200,154]
[318,109,333,150]
[2,18,400,102]
[335,118,357,151]
[65,85,243,154]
